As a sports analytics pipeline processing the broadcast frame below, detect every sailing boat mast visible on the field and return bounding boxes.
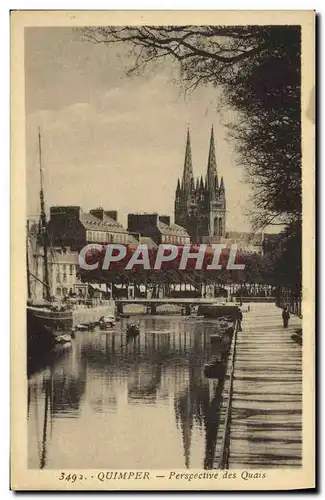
[38,128,51,302]
[26,220,31,299]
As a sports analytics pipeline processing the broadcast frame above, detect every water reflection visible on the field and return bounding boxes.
[28,317,227,469]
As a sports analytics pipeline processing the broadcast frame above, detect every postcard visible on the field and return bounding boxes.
[11,10,315,491]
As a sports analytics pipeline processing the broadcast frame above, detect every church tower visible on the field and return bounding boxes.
[174,126,226,244]
[175,128,199,243]
[205,126,226,239]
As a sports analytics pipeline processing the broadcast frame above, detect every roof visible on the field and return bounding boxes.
[139,236,158,249]
[158,221,190,237]
[226,231,263,244]
[80,212,127,233]
[128,236,158,250]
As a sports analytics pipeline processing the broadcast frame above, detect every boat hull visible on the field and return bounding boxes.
[27,306,73,358]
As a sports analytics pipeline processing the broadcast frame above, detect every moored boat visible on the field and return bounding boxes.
[26,129,73,358]
[98,315,116,329]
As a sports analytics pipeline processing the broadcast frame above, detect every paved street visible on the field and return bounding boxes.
[228,303,302,468]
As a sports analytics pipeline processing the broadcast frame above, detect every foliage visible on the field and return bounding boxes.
[81,25,301,230]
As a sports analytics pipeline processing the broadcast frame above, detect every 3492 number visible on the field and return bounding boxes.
[59,472,86,482]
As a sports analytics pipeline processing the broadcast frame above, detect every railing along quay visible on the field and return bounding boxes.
[212,320,239,469]
[223,304,302,469]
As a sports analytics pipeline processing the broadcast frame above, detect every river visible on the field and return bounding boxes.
[28,314,226,470]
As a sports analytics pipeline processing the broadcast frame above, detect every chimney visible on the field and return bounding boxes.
[90,208,104,221]
[50,206,81,221]
[105,210,118,221]
[128,213,159,233]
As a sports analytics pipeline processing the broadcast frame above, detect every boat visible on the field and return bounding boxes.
[126,323,140,340]
[209,333,223,346]
[76,323,89,331]
[27,129,73,357]
[54,333,72,345]
[204,359,226,379]
[99,315,116,329]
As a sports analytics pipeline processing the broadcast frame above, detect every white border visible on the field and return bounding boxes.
[4,2,321,498]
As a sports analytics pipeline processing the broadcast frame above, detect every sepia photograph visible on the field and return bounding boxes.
[11,10,315,491]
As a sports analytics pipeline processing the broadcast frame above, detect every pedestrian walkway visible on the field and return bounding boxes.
[228,303,302,468]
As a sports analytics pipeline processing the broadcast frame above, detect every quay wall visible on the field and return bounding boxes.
[232,297,275,303]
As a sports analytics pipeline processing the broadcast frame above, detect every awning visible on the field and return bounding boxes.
[89,283,111,292]
[173,284,197,291]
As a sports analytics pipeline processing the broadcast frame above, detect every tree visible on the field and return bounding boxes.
[81,25,301,229]
[266,221,302,289]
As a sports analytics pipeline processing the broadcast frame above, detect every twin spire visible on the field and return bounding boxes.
[176,126,225,200]
[181,128,194,195]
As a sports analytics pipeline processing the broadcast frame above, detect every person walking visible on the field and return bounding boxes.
[282,306,290,328]
[237,308,243,332]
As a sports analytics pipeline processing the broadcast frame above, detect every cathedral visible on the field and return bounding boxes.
[174,126,226,244]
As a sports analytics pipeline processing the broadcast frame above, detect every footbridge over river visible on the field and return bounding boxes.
[115,297,228,315]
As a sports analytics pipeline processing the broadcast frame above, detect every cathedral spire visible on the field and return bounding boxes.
[176,178,181,197]
[206,125,218,200]
[182,128,194,196]
[220,176,225,194]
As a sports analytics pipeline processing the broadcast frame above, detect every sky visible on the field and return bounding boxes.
[25,27,253,232]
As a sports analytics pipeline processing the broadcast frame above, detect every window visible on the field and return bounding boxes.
[69,265,73,276]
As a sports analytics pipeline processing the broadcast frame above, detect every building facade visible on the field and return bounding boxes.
[174,127,226,244]
[127,213,191,246]
[48,206,131,250]
[28,240,87,300]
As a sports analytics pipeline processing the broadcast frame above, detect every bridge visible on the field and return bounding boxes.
[115,297,227,315]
